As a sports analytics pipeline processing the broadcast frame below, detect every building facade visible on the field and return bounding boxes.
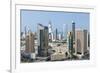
[75,29,88,56]
[25,31,35,53]
[67,32,74,58]
[63,24,67,40]
[48,21,53,41]
[37,24,49,57]
[25,31,35,59]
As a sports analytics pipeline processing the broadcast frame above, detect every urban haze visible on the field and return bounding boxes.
[20,10,90,63]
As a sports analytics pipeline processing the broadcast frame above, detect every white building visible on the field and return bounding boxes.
[63,24,67,40]
[48,21,53,41]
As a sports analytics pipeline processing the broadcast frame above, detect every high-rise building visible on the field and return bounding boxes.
[37,24,49,57]
[72,21,75,41]
[55,28,58,40]
[67,32,74,58]
[75,29,88,56]
[44,26,49,52]
[25,31,35,53]
[63,24,67,40]
[25,31,35,59]
[58,33,63,40]
[48,21,52,34]
[88,33,90,47]
[48,21,53,41]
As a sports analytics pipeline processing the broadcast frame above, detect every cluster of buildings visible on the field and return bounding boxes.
[21,21,90,62]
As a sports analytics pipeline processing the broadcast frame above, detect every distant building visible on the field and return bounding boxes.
[25,31,35,59]
[55,28,58,40]
[63,24,67,40]
[72,21,75,41]
[20,31,25,51]
[48,21,53,41]
[37,24,49,57]
[58,33,63,40]
[75,29,88,56]
[88,33,90,47]
[53,28,58,41]
[25,31,35,53]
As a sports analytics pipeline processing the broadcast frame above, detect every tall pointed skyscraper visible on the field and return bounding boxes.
[48,21,53,41]
[72,21,75,41]
[48,21,52,34]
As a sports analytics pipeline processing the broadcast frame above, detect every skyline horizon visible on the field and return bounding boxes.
[21,23,89,35]
[21,10,90,33]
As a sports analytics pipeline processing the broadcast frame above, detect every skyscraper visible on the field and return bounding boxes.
[58,33,63,40]
[48,21,53,41]
[72,21,75,42]
[25,30,35,59]
[25,31,35,53]
[75,29,88,56]
[63,24,67,40]
[44,26,49,53]
[48,21,52,34]
[55,28,58,40]
[37,24,49,57]
[67,32,74,58]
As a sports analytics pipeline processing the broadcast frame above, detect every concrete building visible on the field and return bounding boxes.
[25,31,35,59]
[75,29,88,56]
[37,24,49,57]
[25,31,35,53]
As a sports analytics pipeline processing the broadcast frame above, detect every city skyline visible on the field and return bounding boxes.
[20,9,90,62]
[21,10,90,33]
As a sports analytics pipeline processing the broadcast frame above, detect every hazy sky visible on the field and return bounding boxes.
[20,9,90,33]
